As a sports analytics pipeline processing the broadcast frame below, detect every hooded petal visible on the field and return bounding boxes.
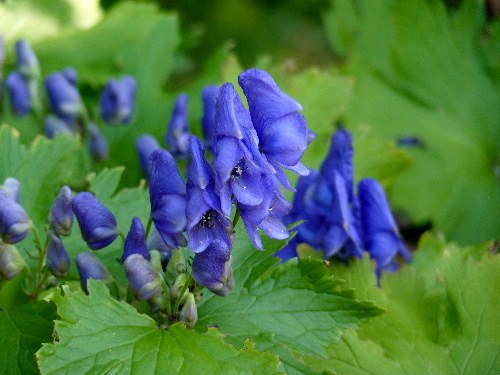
[136,134,162,180]
[123,217,150,262]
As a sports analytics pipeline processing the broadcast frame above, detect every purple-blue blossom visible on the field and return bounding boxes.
[72,192,118,250]
[1,177,21,204]
[186,136,232,253]
[7,72,31,116]
[0,243,25,280]
[62,67,78,87]
[44,115,73,139]
[201,85,219,151]
[46,231,71,278]
[124,253,163,301]
[88,123,109,162]
[166,93,190,158]
[100,76,137,125]
[45,71,83,120]
[135,134,162,180]
[238,68,316,190]
[149,149,187,240]
[49,185,74,236]
[123,217,150,262]
[358,178,412,278]
[76,252,112,293]
[15,39,39,78]
[0,189,31,244]
[192,240,234,296]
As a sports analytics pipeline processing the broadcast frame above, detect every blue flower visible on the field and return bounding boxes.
[44,115,74,139]
[0,243,25,280]
[239,175,291,250]
[7,72,31,116]
[213,83,274,216]
[100,76,137,125]
[186,136,232,253]
[0,189,31,244]
[238,68,315,190]
[15,39,39,78]
[135,134,161,180]
[124,254,163,301]
[201,85,219,151]
[192,239,234,296]
[358,178,412,278]
[166,93,190,158]
[1,177,21,204]
[72,192,118,250]
[49,185,74,236]
[123,217,150,262]
[147,226,186,266]
[62,67,78,87]
[46,231,71,278]
[88,123,109,162]
[149,149,187,240]
[76,252,112,293]
[45,72,83,120]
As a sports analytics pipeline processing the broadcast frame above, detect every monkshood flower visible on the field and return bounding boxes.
[166,93,190,158]
[88,123,109,162]
[6,72,31,116]
[0,243,25,280]
[192,240,234,296]
[124,253,163,301]
[0,189,31,244]
[49,185,74,236]
[72,192,118,250]
[201,85,219,151]
[15,39,39,78]
[1,177,21,204]
[44,115,73,139]
[213,83,274,216]
[76,252,113,293]
[122,217,150,262]
[100,76,137,125]
[238,68,316,190]
[62,67,78,87]
[46,231,71,278]
[135,134,161,180]
[186,136,232,253]
[45,71,83,120]
[149,149,188,240]
[358,178,412,278]
[240,175,291,250]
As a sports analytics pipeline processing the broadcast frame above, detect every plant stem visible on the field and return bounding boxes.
[232,207,241,228]
[145,216,153,239]
[172,274,193,313]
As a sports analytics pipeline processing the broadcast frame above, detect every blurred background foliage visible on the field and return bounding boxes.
[0,0,498,247]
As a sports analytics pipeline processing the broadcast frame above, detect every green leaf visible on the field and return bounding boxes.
[324,0,500,243]
[197,225,384,373]
[0,124,90,231]
[37,281,283,375]
[0,273,56,375]
[303,233,500,374]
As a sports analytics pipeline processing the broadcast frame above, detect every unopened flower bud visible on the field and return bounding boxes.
[166,93,190,158]
[62,67,78,87]
[135,134,161,180]
[192,240,234,296]
[166,248,186,280]
[15,39,39,78]
[0,243,25,280]
[44,115,73,139]
[72,192,118,250]
[49,185,74,236]
[46,231,70,278]
[1,177,21,203]
[76,252,113,293]
[100,76,137,125]
[7,72,31,116]
[0,189,31,244]
[170,273,189,303]
[88,123,109,162]
[180,292,198,327]
[45,72,82,119]
[149,250,163,273]
[124,254,163,301]
[201,85,218,151]
[123,217,150,262]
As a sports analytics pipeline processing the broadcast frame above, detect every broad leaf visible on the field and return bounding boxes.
[37,281,283,375]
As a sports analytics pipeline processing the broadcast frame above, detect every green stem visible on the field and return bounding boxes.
[118,229,126,242]
[30,225,49,298]
[172,274,193,313]
[145,216,153,239]
[232,207,241,228]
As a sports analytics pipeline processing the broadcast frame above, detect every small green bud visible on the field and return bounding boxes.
[180,292,198,327]
[149,250,163,273]
[166,248,186,279]
[171,273,189,304]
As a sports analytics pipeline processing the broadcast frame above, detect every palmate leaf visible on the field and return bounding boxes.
[0,274,56,375]
[324,0,500,243]
[196,224,384,374]
[300,234,500,374]
[36,281,283,375]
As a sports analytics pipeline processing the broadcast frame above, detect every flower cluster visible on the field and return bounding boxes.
[1,36,137,163]
[278,128,412,278]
